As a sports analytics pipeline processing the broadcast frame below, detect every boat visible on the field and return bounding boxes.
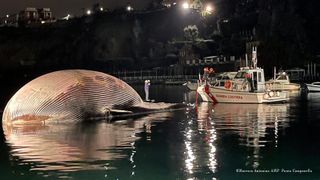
[197,47,289,104]
[306,82,320,92]
[265,72,300,91]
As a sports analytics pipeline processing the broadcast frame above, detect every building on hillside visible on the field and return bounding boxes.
[0,14,19,27]
[9,7,55,26]
[38,8,53,22]
[18,7,39,25]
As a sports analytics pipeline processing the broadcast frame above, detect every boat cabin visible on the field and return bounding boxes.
[233,67,266,92]
[275,72,290,83]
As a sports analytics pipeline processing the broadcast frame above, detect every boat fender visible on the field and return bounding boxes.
[268,91,274,97]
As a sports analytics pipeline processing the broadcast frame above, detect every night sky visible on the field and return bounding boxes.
[0,0,154,18]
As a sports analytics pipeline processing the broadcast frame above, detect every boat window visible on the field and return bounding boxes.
[253,72,257,90]
[235,72,246,78]
[258,72,262,82]
[253,72,257,81]
[222,76,230,80]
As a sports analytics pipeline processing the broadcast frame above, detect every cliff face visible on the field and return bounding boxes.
[0,1,319,78]
[0,7,204,77]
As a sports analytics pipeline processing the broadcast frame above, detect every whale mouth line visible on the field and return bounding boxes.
[87,105,187,121]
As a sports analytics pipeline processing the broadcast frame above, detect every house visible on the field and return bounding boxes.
[0,14,19,27]
[38,8,53,22]
[18,7,54,26]
[18,7,39,25]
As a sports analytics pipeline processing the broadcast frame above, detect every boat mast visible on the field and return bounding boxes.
[252,46,257,69]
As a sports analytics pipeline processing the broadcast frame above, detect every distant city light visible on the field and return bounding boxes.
[127,5,133,11]
[86,10,92,15]
[41,21,45,24]
[182,2,189,9]
[6,14,9,18]
[100,7,104,11]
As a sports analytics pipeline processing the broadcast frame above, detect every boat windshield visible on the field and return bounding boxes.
[234,72,247,79]
[277,75,287,80]
[217,75,231,80]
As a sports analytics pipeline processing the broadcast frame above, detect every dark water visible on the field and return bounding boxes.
[1,85,320,179]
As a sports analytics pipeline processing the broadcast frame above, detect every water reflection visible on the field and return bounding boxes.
[197,102,290,169]
[3,112,172,176]
[183,90,197,103]
[182,99,218,177]
[307,92,320,101]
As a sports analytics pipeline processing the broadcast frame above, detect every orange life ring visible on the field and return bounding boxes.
[224,80,232,89]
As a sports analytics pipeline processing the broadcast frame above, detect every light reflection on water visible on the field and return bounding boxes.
[196,102,290,169]
[4,112,172,177]
[179,90,295,177]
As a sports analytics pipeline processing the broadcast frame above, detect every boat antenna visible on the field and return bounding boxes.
[252,46,257,69]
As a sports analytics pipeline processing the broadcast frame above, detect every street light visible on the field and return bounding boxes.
[182,2,189,9]
[205,5,213,13]
[86,10,92,15]
[100,7,104,11]
[127,5,133,11]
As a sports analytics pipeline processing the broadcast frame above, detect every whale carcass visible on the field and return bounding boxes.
[2,70,152,128]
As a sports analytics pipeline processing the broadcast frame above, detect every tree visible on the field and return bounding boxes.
[184,25,199,41]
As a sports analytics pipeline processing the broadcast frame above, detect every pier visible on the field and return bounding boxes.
[111,70,199,84]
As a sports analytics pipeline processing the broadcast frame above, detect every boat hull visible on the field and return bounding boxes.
[306,84,320,92]
[197,85,288,104]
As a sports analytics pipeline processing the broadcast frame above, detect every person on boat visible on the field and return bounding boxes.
[208,68,215,81]
[202,67,209,82]
[144,80,151,101]
[245,73,254,92]
[209,68,215,74]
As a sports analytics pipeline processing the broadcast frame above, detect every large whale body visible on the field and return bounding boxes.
[2,69,143,127]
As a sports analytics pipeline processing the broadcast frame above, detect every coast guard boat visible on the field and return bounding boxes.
[197,48,289,104]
